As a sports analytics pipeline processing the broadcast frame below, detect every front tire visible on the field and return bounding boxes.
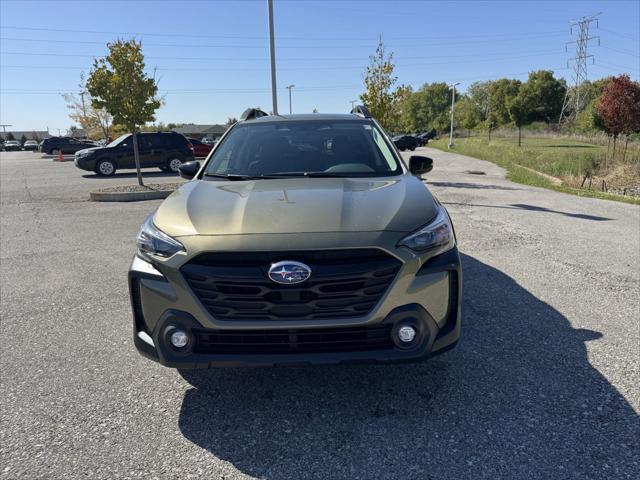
[167,157,183,173]
[96,159,117,176]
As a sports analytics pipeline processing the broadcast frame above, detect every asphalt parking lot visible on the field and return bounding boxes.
[1,150,638,479]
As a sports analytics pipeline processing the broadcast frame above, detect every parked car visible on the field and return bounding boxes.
[40,137,96,155]
[129,107,461,369]
[201,137,217,145]
[22,140,39,151]
[74,131,195,176]
[187,137,213,157]
[392,135,420,151]
[3,140,22,151]
[417,130,437,146]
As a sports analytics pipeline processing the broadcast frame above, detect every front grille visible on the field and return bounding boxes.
[193,325,394,354]
[181,249,402,320]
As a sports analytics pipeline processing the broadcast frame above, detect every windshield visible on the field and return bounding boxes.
[204,120,402,178]
[107,134,130,148]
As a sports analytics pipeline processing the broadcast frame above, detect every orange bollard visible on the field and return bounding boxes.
[57,150,64,162]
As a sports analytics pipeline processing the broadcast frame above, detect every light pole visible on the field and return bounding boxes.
[448,82,460,149]
[0,124,12,141]
[286,84,295,114]
[350,100,357,110]
[267,0,278,115]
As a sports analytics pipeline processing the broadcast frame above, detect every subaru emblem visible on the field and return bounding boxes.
[268,261,312,285]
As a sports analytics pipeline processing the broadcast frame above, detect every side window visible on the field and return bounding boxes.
[139,135,152,149]
[146,134,164,148]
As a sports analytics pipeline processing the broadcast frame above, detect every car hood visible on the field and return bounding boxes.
[76,147,102,155]
[154,175,437,237]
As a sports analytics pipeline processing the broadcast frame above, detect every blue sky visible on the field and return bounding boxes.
[1,0,638,132]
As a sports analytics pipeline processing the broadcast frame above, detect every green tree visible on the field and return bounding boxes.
[507,88,534,147]
[87,39,161,186]
[6,132,15,141]
[387,85,413,133]
[360,40,406,130]
[574,77,612,133]
[488,78,521,127]
[467,81,492,124]
[520,70,566,123]
[455,96,481,132]
[401,82,451,133]
[20,134,27,145]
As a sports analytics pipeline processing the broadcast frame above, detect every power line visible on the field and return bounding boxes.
[0,52,563,72]
[0,48,563,62]
[0,32,569,50]
[0,25,568,41]
[598,27,639,42]
[599,45,640,58]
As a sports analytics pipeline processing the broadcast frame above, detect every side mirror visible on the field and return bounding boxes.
[178,161,200,180]
[409,156,433,175]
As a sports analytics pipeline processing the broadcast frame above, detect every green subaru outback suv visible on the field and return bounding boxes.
[129,107,461,368]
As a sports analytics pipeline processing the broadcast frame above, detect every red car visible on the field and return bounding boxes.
[187,138,213,157]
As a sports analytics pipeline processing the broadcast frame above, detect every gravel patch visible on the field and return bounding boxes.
[94,182,184,193]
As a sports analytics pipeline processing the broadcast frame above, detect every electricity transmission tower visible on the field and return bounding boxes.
[558,13,601,124]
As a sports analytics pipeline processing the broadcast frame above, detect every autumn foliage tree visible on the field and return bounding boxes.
[360,40,406,130]
[597,74,640,161]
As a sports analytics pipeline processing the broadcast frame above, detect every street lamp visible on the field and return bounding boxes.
[448,82,460,149]
[286,84,295,114]
[268,0,278,114]
[350,100,357,110]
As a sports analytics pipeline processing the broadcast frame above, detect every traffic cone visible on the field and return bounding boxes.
[56,150,64,162]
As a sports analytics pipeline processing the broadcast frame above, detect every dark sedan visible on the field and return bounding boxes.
[392,135,419,151]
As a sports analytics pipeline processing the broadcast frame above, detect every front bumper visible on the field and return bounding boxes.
[74,156,96,171]
[129,245,461,368]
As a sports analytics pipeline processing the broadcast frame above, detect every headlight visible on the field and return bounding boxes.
[398,206,454,254]
[136,215,185,259]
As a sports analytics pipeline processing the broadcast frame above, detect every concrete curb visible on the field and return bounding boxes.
[89,190,173,202]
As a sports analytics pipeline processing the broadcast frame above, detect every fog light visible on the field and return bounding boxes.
[398,325,416,343]
[170,329,189,348]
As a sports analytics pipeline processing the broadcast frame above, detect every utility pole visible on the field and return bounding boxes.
[80,90,88,118]
[559,13,601,124]
[267,0,278,115]
[0,124,12,141]
[350,100,357,110]
[285,84,295,114]
[448,82,460,149]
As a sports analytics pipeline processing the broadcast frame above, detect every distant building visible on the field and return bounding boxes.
[171,124,227,141]
[2,130,50,141]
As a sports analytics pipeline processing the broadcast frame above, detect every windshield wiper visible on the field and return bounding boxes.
[204,173,280,180]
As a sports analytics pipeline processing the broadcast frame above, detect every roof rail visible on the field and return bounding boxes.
[240,108,269,121]
[350,105,372,118]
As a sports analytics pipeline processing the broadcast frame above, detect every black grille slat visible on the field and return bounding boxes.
[182,249,401,321]
[193,325,394,354]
